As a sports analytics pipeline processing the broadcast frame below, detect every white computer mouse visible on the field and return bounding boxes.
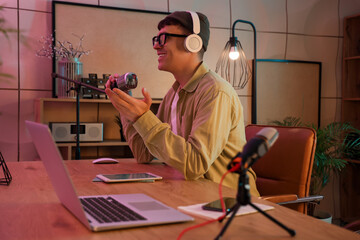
[92,158,119,164]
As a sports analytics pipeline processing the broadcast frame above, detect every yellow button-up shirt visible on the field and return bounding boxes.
[121,62,259,196]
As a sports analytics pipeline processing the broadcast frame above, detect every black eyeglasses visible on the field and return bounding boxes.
[152,33,188,47]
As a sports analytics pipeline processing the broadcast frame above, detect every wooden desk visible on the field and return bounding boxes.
[1,160,358,240]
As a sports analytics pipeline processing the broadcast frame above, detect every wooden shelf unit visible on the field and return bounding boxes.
[340,13,360,224]
[35,98,161,160]
[342,14,360,129]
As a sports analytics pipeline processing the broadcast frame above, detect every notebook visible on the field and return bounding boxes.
[25,120,193,232]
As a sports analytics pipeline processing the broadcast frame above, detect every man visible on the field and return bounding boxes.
[105,11,259,196]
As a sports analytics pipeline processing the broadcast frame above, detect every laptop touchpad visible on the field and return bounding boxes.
[129,201,168,211]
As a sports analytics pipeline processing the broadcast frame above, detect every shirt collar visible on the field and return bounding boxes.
[171,62,209,93]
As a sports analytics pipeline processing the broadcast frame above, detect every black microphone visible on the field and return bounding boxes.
[228,127,279,171]
[241,127,279,169]
[110,72,138,91]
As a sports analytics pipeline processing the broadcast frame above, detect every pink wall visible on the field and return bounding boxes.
[1,0,360,162]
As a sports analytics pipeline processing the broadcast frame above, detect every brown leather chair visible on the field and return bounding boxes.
[246,124,322,214]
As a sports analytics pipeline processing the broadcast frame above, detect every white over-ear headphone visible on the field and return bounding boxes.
[184,11,203,53]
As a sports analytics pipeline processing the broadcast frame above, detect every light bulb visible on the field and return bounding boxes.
[229,46,239,60]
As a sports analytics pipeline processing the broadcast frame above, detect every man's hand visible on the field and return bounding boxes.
[105,76,152,122]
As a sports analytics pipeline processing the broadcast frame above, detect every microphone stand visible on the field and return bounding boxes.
[51,73,106,160]
[215,162,296,239]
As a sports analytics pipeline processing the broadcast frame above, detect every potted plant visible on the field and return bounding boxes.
[309,122,360,194]
[0,5,16,81]
[0,5,27,81]
[270,117,360,219]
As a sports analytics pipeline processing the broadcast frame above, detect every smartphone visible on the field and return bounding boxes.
[202,197,237,212]
[96,172,162,183]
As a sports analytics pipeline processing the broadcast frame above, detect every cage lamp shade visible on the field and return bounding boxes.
[215,20,256,90]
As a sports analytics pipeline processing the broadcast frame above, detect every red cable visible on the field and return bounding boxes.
[177,158,242,240]
[176,217,222,240]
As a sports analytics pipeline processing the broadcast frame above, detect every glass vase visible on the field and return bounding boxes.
[56,57,83,98]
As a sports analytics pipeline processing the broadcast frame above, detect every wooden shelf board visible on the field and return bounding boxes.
[342,98,360,101]
[37,97,162,104]
[344,56,360,60]
[344,158,360,164]
[57,141,129,147]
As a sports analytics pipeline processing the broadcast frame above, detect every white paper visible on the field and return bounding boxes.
[178,202,274,220]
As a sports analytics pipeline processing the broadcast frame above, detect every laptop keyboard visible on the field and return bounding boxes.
[80,197,147,223]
